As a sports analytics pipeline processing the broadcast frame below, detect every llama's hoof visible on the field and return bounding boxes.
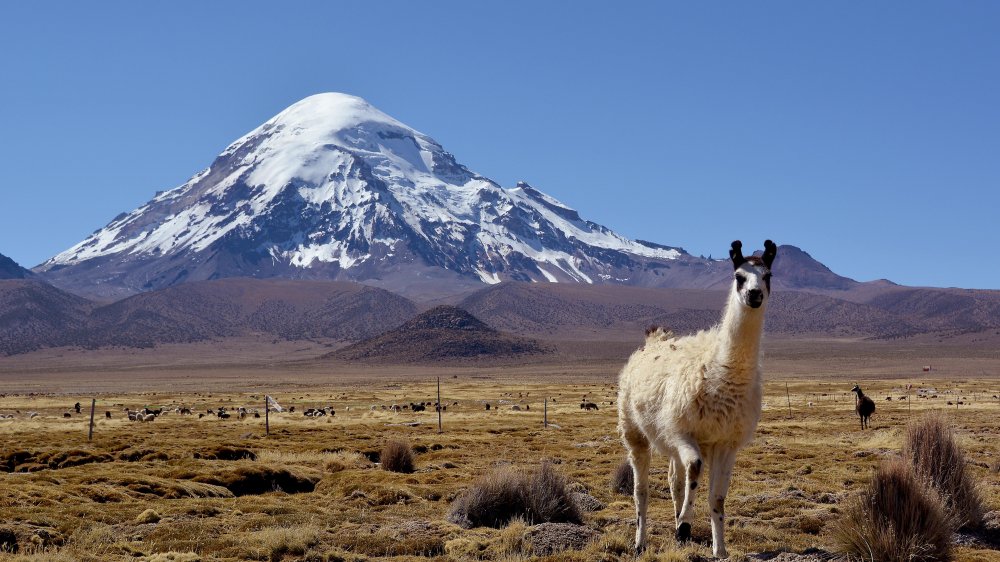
[675,522,692,542]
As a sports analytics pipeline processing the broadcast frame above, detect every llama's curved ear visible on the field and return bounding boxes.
[729,240,745,270]
[762,240,777,268]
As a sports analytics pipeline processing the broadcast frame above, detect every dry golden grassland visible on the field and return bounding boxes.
[0,376,999,561]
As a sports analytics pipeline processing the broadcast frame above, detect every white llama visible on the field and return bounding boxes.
[618,239,777,557]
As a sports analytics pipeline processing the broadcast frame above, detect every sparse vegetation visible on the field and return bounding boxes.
[903,412,984,529]
[448,462,582,528]
[380,439,415,473]
[834,457,956,562]
[0,376,996,560]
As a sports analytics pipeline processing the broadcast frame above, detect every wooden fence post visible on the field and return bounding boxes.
[88,398,96,441]
[544,397,548,428]
[785,383,792,418]
[437,377,442,433]
[265,396,270,436]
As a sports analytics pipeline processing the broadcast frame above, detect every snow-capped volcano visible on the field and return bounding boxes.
[38,93,694,298]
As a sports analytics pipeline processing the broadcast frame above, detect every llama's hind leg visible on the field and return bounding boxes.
[623,427,652,553]
[708,446,737,558]
[674,438,703,542]
[668,455,684,526]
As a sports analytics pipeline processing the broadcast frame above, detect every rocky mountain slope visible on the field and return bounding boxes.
[0,253,33,280]
[2,276,998,357]
[0,278,416,355]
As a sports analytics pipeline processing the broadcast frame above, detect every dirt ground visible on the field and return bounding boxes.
[0,340,999,561]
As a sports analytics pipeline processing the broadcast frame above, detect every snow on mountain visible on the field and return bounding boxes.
[38,93,691,297]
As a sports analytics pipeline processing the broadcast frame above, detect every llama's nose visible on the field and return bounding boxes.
[747,289,764,307]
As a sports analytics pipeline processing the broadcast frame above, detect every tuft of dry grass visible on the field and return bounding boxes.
[447,462,583,529]
[611,459,634,495]
[135,509,161,524]
[833,457,955,562]
[380,439,415,474]
[902,412,984,529]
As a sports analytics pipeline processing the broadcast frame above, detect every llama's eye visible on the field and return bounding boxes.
[735,274,746,287]
[763,273,771,282]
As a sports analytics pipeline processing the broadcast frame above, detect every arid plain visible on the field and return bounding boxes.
[1,337,999,561]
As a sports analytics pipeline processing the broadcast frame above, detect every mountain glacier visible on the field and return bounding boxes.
[38,93,711,298]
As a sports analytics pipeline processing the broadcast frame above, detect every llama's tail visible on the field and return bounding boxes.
[644,325,673,342]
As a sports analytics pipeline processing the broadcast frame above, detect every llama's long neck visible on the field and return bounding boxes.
[715,288,766,375]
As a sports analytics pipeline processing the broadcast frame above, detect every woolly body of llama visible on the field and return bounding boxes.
[618,240,774,558]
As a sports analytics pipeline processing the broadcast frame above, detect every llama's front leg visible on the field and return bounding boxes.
[675,439,703,542]
[629,446,652,553]
[708,447,737,558]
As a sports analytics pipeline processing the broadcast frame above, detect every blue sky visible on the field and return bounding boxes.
[1,1,998,288]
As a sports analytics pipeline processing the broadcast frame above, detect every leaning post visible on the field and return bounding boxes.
[544,397,548,428]
[88,398,96,441]
[265,396,270,436]
[437,377,442,433]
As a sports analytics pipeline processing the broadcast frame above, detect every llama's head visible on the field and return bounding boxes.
[729,240,777,309]
[851,384,862,394]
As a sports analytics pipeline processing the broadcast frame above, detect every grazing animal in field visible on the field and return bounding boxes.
[582,402,599,411]
[74,402,81,414]
[105,411,112,419]
[851,385,876,430]
[485,403,491,411]
[618,240,777,557]
[63,412,72,418]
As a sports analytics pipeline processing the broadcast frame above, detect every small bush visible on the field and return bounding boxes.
[903,412,984,529]
[833,458,955,562]
[611,459,634,495]
[448,462,583,528]
[135,509,162,524]
[380,440,415,474]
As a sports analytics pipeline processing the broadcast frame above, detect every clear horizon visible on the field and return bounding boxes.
[1,1,998,289]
